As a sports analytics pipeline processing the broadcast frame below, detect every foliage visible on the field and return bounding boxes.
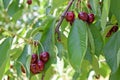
[0,0,120,80]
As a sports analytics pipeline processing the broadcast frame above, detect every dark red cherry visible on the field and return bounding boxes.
[27,0,32,5]
[111,25,118,32]
[36,60,44,73]
[88,13,95,23]
[40,52,50,63]
[30,63,37,74]
[65,11,75,22]
[106,31,112,37]
[31,54,38,64]
[78,12,88,21]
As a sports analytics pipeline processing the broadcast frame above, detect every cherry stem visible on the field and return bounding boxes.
[55,0,75,41]
[38,41,45,52]
[41,72,45,80]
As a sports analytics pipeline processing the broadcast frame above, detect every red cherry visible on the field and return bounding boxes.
[40,52,50,63]
[78,12,88,21]
[30,63,37,74]
[27,0,32,5]
[65,11,75,23]
[36,60,44,73]
[88,13,95,23]
[31,54,38,64]
[111,25,118,32]
[106,31,112,37]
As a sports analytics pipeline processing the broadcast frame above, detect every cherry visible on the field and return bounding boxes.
[36,60,44,73]
[30,63,37,74]
[78,12,88,21]
[111,25,118,32]
[27,0,32,5]
[65,11,75,23]
[87,13,95,23]
[31,54,38,64]
[40,52,50,63]
[106,31,112,37]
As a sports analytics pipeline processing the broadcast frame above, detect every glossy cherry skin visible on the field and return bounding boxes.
[40,52,50,63]
[111,25,118,32]
[78,12,88,21]
[30,63,37,74]
[65,11,75,22]
[36,60,44,73]
[31,54,38,64]
[87,13,95,23]
[27,0,32,5]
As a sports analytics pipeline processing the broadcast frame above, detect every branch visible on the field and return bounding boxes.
[55,0,75,41]
[0,27,32,44]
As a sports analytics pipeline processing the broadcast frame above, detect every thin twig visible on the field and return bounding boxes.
[55,0,75,41]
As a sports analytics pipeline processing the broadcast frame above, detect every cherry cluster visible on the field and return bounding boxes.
[30,52,50,74]
[65,11,95,25]
[106,25,118,37]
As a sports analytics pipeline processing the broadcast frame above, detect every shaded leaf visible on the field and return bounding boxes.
[3,0,11,9]
[101,0,110,30]
[103,31,120,73]
[7,0,23,17]
[110,0,120,26]
[110,65,120,80]
[89,24,103,56]
[0,38,12,80]
[17,45,32,78]
[68,19,88,70]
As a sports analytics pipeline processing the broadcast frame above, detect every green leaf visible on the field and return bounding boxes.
[84,47,92,64]
[89,24,103,56]
[72,71,80,80]
[101,0,110,30]
[0,38,12,80]
[68,19,88,70]
[87,27,95,54]
[39,16,56,71]
[7,0,23,17]
[17,45,32,78]
[110,0,120,26]
[52,0,67,9]
[56,42,64,59]
[91,55,99,74]
[80,60,91,80]
[89,0,99,14]
[103,31,120,73]
[44,66,54,80]
[99,62,111,77]
[110,65,120,80]
[9,48,23,60]
[3,0,11,9]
